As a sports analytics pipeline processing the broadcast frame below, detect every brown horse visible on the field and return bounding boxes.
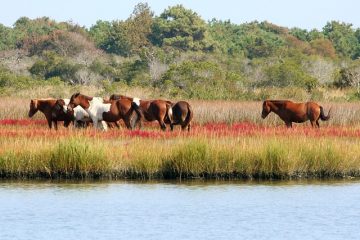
[109,94,173,131]
[67,93,142,130]
[165,101,193,131]
[28,98,73,129]
[261,100,331,128]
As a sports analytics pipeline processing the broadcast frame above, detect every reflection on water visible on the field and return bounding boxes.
[0,179,359,240]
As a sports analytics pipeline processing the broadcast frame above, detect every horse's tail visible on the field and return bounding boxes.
[320,106,331,121]
[184,103,193,128]
[131,101,144,129]
[166,102,173,123]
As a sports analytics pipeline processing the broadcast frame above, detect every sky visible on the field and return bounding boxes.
[1,0,359,30]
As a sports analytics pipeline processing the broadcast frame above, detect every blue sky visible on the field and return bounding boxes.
[1,0,359,30]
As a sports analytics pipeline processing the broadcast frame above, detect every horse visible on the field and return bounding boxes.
[109,94,173,131]
[261,100,331,128]
[67,93,142,131]
[60,99,92,128]
[28,98,74,130]
[165,101,193,131]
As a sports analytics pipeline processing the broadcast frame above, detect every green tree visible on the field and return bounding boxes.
[0,24,15,50]
[151,5,212,51]
[29,51,81,83]
[90,3,153,56]
[323,21,359,59]
[89,20,112,48]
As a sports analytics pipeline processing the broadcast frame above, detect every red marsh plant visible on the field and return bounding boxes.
[1,120,360,139]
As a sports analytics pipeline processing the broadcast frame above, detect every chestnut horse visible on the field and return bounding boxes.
[28,98,74,130]
[165,101,193,131]
[261,100,331,128]
[68,93,141,130]
[109,94,173,131]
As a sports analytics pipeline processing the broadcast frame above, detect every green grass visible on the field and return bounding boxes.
[1,136,360,180]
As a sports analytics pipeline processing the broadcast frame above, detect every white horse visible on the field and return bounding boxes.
[63,99,93,128]
[80,97,110,131]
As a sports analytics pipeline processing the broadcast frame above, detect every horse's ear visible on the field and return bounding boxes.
[31,99,38,108]
[74,92,80,97]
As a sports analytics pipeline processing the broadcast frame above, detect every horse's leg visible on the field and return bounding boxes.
[285,122,292,128]
[92,117,98,129]
[158,120,166,131]
[124,119,132,130]
[310,120,317,128]
[45,116,52,129]
[101,121,108,131]
[187,123,191,132]
[53,121,58,130]
[316,120,320,128]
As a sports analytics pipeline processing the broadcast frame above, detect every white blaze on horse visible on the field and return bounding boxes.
[67,93,142,131]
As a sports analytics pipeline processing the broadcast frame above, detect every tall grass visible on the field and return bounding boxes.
[3,95,360,126]
[1,134,360,179]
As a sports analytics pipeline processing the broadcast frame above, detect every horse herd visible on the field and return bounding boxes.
[28,93,332,131]
[28,93,193,131]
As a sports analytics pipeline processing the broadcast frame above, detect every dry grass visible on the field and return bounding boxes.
[3,96,360,126]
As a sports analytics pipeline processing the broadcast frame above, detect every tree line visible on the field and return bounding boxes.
[1,3,360,99]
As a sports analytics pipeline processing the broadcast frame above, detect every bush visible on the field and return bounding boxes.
[262,59,318,91]
[29,51,81,83]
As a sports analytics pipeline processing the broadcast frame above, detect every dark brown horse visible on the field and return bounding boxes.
[165,101,193,131]
[68,93,142,130]
[261,100,331,128]
[28,98,73,130]
[109,94,173,131]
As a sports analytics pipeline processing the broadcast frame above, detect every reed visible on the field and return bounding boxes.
[1,131,360,179]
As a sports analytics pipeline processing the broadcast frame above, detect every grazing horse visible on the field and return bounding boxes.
[67,93,141,131]
[165,101,193,131]
[109,94,173,131]
[28,98,74,130]
[261,100,331,128]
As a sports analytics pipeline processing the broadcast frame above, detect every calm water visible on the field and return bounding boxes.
[0,180,359,240]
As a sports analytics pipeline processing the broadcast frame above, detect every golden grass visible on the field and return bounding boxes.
[1,130,360,179]
[3,96,360,126]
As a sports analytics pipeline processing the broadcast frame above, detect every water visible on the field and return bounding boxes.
[0,180,359,240]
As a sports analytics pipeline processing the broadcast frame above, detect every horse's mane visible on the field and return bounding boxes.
[266,100,290,107]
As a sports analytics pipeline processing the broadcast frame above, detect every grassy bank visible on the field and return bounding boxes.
[2,94,360,180]
[0,126,360,179]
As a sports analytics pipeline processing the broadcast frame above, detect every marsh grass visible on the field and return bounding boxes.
[1,134,359,180]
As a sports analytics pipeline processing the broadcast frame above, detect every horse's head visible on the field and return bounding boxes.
[109,94,121,101]
[28,99,38,118]
[261,100,271,119]
[54,99,67,113]
[68,92,90,112]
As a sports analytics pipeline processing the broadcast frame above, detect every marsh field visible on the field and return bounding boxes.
[1,96,360,180]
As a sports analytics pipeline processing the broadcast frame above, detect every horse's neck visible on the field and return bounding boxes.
[269,101,285,113]
[37,100,51,112]
[78,95,92,109]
